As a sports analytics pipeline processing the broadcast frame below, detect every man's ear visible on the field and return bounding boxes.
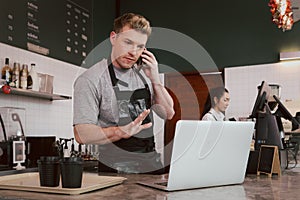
[110,31,117,45]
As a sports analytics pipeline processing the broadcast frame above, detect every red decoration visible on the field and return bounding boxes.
[269,0,294,31]
[1,84,11,94]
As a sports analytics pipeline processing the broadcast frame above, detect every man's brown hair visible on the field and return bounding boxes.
[113,13,152,37]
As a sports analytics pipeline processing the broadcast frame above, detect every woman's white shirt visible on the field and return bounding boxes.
[201,108,225,121]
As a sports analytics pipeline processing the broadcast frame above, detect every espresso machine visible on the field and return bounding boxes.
[0,107,26,170]
[0,114,12,170]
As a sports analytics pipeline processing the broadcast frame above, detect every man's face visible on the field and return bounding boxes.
[110,25,148,69]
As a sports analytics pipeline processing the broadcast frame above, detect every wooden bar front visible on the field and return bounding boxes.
[164,71,224,168]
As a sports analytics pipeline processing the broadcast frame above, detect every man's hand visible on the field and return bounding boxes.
[116,109,152,139]
[139,49,175,120]
[74,109,152,144]
[140,49,160,84]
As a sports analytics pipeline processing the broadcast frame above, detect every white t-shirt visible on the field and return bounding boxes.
[202,108,225,121]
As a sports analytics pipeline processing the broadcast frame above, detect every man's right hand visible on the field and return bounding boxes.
[116,109,152,139]
[74,109,152,144]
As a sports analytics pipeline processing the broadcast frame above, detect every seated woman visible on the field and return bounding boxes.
[201,87,230,121]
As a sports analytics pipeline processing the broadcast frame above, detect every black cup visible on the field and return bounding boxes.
[60,157,84,188]
[37,156,60,187]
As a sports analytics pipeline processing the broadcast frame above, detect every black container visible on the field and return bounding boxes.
[60,157,83,188]
[37,156,60,187]
[25,136,57,168]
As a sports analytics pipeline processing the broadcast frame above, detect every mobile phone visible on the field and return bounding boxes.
[136,56,143,66]
[136,49,146,66]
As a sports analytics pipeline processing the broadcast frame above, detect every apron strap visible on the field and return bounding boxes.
[133,67,150,91]
[108,62,129,87]
[107,60,149,90]
[208,111,218,121]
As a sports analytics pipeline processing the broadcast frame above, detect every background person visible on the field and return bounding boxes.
[201,87,230,121]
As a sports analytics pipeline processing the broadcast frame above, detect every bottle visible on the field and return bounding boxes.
[20,64,28,89]
[11,62,20,88]
[27,63,39,91]
[1,58,12,83]
[63,139,71,158]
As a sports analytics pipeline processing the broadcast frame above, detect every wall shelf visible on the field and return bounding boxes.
[0,88,72,101]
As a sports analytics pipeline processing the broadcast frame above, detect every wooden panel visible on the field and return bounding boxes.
[164,71,223,168]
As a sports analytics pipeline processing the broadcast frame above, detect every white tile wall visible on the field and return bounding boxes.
[225,60,300,130]
[0,42,85,140]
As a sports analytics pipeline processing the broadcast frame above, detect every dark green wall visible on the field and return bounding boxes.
[115,0,300,72]
[80,0,115,68]
[2,0,298,70]
[92,0,116,47]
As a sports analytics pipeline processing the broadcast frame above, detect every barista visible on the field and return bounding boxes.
[201,87,230,121]
[73,13,174,173]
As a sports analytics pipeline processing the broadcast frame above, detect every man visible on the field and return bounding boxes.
[73,13,174,173]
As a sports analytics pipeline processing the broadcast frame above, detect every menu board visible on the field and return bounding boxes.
[0,0,93,66]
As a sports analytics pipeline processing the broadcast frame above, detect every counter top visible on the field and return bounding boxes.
[0,169,300,200]
[0,167,38,176]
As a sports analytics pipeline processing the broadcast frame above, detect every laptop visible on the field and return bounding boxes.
[138,120,255,191]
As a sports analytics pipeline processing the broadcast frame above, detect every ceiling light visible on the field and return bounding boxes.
[279,51,300,61]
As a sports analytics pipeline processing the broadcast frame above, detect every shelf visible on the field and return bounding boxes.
[0,87,72,101]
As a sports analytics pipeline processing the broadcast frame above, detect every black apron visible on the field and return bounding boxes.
[98,61,163,174]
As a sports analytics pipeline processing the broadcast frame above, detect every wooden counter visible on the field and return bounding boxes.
[1,170,300,199]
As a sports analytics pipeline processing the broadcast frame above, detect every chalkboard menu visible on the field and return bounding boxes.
[257,146,275,174]
[0,0,93,66]
[257,145,281,177]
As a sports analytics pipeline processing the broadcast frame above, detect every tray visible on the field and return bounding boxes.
[0,172,126,195]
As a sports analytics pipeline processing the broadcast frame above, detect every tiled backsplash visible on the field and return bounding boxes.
[0,42,85,139]
[225,60,300,130]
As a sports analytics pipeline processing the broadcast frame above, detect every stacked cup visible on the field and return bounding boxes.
[60,157,84,188]
[37,156,84,188]
[37,156,61,187]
